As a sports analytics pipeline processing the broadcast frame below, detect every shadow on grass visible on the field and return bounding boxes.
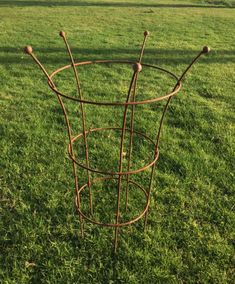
[0,0,234,8]
[0,47,234,65]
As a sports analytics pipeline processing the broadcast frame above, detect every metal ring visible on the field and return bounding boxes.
[68,127,159,176]
[48,60,182,106]
[75,176,150,227]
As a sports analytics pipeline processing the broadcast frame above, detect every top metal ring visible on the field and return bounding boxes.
[48,60,182,106]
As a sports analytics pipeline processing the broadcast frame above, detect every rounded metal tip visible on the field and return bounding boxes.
[59,31,66,38]
[24,45,33,54]
[144,30,150,37]
[133,62,142,72]
[202,46,210,54]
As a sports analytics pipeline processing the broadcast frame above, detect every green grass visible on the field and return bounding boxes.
[0,0,235,283]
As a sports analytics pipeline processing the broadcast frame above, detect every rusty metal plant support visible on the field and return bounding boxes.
[25,31,210,253]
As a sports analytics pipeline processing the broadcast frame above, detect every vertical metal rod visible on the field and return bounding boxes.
[60,31,93,215]
[125,75,138,211]
[114,72,138,253]
[74,177,85,237]
[138,31,150,63]
[24,46,84,236]
[144,48,209,230]
[155,49,206,149]
[125,31,149,211]
[144,164,155,230]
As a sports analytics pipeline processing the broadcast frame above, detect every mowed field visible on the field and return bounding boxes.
[0,0,235,283]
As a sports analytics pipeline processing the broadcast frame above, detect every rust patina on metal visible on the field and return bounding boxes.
[24,32,210,253]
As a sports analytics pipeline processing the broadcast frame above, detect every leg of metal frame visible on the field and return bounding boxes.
[125,75,138,212]
[60,32,93,216]
[144,164,155,231]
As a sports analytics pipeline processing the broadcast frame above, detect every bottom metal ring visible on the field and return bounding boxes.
[75,177,150,228]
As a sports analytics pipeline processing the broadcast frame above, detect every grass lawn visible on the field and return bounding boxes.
[0,0,235,283]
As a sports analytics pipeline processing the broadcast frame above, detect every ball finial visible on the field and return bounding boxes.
[24,45,33,54]
[133,62,142,72]
[59,31,66,38]
[144,30,150,37]
[202,46,210,54]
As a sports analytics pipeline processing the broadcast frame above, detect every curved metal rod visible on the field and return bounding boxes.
[125,31,150,211]
[114,71,138,253]
[125,74,138,211]
[114,31,150,252]
[144,46,211,229]
[59,31,93,215]
[155,47,210,149]
[139,30,150,62]
[24,46,84,236]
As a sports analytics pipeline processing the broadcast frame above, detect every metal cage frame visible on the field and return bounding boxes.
[25,31,210,252]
